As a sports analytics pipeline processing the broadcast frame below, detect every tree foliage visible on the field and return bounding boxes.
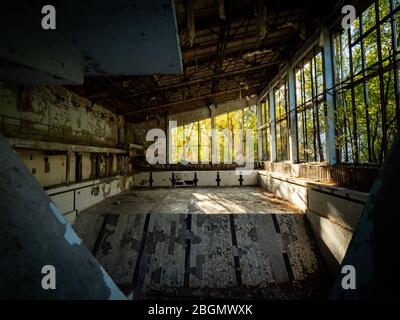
[334,0,399,164]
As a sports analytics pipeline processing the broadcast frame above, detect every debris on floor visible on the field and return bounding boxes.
[74,187,328,299]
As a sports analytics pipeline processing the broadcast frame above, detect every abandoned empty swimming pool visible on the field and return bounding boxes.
[1,0,398,301]
[73,187,327,299]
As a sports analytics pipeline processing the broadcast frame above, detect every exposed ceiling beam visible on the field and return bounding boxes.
[92,61,280,103]
[256,0,268,40]
[123,83,260,116]
[186,0,195,47]
[219,0,226,20]
[209,0,232,106]
[182,27,296,61]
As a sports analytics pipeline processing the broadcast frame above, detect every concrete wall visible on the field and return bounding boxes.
[258,170,368,278]
[170,96,258,126]
[0,83,125,145]
[16,149,68,187]
[82,153,91,180]
[127,117,166,148]
[16,149,97,187]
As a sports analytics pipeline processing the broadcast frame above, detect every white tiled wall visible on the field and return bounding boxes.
[47,176,134,221]
[133,170,259,187]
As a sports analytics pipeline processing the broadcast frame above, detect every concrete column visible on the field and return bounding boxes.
[256,102,263,161]
[105,153,109,177]
[112,154,117,174]
[65,151,72,185]
[167,116,177,164]
[269,89,277,162]
[166,114,170,164]
[288,67,299,164]
[322,28,337,165]
[210,105,217,164]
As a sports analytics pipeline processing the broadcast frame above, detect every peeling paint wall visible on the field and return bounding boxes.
[16,150,67,187]
[16,150,106,188]
[82,153,91,180]
[128,117,166,148]
[0,83,125,146]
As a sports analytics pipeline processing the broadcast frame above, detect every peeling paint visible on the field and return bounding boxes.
[0,85,124,146]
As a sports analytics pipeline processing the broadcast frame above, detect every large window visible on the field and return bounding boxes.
[199,118,211,163]
[173,122,199,164]
[170,119,211,164]
[171,107,258,164]
[215,112,231,162]
[295,49,327,162]
[243,105,258,161]
[214,107,258,163]
[274,79,289,161]
[260,97,271,160]
[333,0,400,164]
[257,0,400,166]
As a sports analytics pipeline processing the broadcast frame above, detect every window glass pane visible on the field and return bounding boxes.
[342,31,351,80]
[334,34,343,83]
[274,81,288,161]
[317,103,326,162]
[384,70,397,152]
[215,113,229,163]
[199,118,211,163]
[396,12,400,50]
[296,69,303,105]
[243,106,258,160]
[305,106,315,160]
[362,4,376,34]
[364,31,378,70]
[378,0,390,19]
[354,83,368,163]
[315,53,324,96]
[367,75,383,163]
[295,48,326,163]
[298,108,306,162]
[350,16,361,42]
[380,20,393,67]
[304,62,313,101]
[352,42,363,77]
[335,92,347,162]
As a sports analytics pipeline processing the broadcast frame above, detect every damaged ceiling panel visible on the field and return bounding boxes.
[46,0,183,75]
[0,0,182,84]
[67,0,341,123]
